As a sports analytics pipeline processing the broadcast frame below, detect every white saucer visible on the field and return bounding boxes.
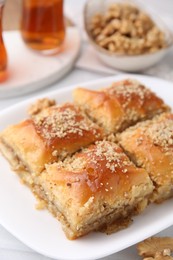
[0,27,81,98]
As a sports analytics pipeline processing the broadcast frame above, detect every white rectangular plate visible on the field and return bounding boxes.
[0,74,173,260]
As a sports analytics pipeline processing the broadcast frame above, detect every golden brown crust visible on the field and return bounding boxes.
[36,141,153,239]
[0,103,103,175]
[117,113,173,203]
[45,141,152,202]
[73,79,170,134]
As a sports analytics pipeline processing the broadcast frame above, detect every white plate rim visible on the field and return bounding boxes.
[0,74,173,260]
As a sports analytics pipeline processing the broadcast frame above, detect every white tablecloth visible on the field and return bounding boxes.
[1,0,173,259]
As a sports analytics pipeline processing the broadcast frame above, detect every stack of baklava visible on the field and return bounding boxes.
[0,79,172,240]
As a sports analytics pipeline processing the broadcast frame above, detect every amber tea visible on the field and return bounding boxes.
[21,0,65,52]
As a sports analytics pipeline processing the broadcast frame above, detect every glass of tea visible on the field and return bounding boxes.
[0,1,8,82]
[21,0,66,53]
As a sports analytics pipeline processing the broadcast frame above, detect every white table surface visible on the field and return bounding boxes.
[1,0,173,259]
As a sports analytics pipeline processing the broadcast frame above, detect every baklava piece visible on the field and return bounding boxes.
[118,113,173,203]
[73,79,170,134]
[34,140,153,239]
[0,103,103,185]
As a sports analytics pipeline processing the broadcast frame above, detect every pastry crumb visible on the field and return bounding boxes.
[28,98,56,116]
[35,199,47,210]
[89,3,166,55]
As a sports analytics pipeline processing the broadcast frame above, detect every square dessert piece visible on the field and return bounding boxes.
[118,113,173,203]
[73,79,170,134]
[34,140,153,239]
[0,103,103,184]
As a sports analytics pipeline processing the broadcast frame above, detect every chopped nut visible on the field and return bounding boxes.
[108,42,116,52]
[137,237,173,260]
[34,104,101,140]
[144,118,173,153]
[89,3,166,55]
[28,98,56,116]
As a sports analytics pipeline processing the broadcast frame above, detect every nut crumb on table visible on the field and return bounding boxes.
[137,237,173,260]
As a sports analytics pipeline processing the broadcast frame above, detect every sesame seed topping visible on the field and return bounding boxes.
[56,156,87,171]
[104,79,157,124]
[54,140,132,179]
[34,104,101,140]
[83,140,131,172]
[146,119,173,149]
[108,79,150,108]
[120,113,173,157]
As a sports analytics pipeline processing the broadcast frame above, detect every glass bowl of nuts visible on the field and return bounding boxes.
[84,0,173,72]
